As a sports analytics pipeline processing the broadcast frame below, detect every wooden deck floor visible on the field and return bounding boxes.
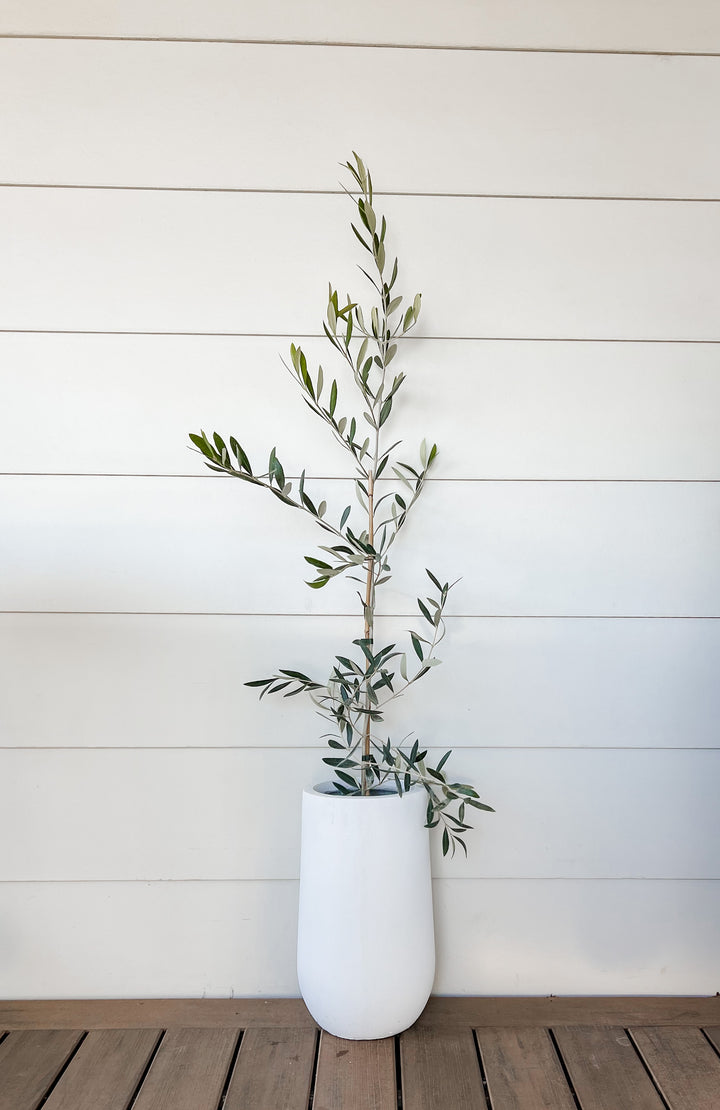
[0,998,719,1109]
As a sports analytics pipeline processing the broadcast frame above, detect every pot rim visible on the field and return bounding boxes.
[305,781,422,799]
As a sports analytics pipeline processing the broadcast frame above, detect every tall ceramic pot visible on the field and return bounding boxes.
[297,783,435,1040]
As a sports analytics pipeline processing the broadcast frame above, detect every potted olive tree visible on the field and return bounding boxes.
[190,154,492,1039]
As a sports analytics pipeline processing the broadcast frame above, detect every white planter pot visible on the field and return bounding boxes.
[297,783,435,1040]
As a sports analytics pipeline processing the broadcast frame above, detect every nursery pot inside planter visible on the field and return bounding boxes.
[297,782,435,1040]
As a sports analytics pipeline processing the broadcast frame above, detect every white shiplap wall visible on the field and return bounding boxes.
[1,3,719,998]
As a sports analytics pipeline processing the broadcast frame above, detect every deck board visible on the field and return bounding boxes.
[313,1032,397,1110]
[2,996,719,1030]
[476,1027,576,1109]
[222,1026,317,1110]
[553,1025,667,1110]
[130,1027,239,1110]
[400,1026,488,1110]
[630,1026,720,1110]
[0,1000,717,1108]
[0,1029,84,1110]
[0,998,314,1030]
[416,996,720,1028]
[41,1029,162,1110]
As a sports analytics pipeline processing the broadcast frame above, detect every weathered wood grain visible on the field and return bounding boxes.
[553,1026,666,1109]
[223,1026,317,1110]
[0,1006,718,1109]
[0,1029,84,1110]
[417,997,720,1028]
[0,998,314,1030]
[41,1029,161,1110]
[400,1026,487,1110]
[313,1032,396,1110]
[630,1026,720,1110]
[130,1027,239,1110]
[2,997,719,1031]
[476,1027,575,1109]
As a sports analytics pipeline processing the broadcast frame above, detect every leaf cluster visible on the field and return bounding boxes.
[245,570,494,856]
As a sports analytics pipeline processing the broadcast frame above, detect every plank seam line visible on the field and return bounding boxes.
[472,1030,495,1109]
[3,182,720,203]
[547,1029,583,1110]
[307,1026,321,1110]
[126,1029,166,1110]
[35,1030,88,1110]
[3,329,720,344]
[625,1029,673,1110]
[5,473,720,484]
[4,745,718,752]
[4,611,720,620]
[701,1028,720,1059]
[1,34,720,57]
[393,1033,403,1110]
[214,1029,243,1110]
[1,877,718,886]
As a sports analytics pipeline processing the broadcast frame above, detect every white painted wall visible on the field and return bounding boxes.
[1,2,719,998]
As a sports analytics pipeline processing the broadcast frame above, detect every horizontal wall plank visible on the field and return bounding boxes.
[2,43,720,197]
[432,878,720,995]
[0,880,301,998]
[0,878,717,998]
[2,613,719,750]
[2,191,720,339]
[5,334,720,481]
[382,616,720,750]
[2,0,720,53]
[3,476,719,616]
[1,748,717,880]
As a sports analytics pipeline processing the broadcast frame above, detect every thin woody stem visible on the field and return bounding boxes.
[361,470,375,794]
[360,170,391,795]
